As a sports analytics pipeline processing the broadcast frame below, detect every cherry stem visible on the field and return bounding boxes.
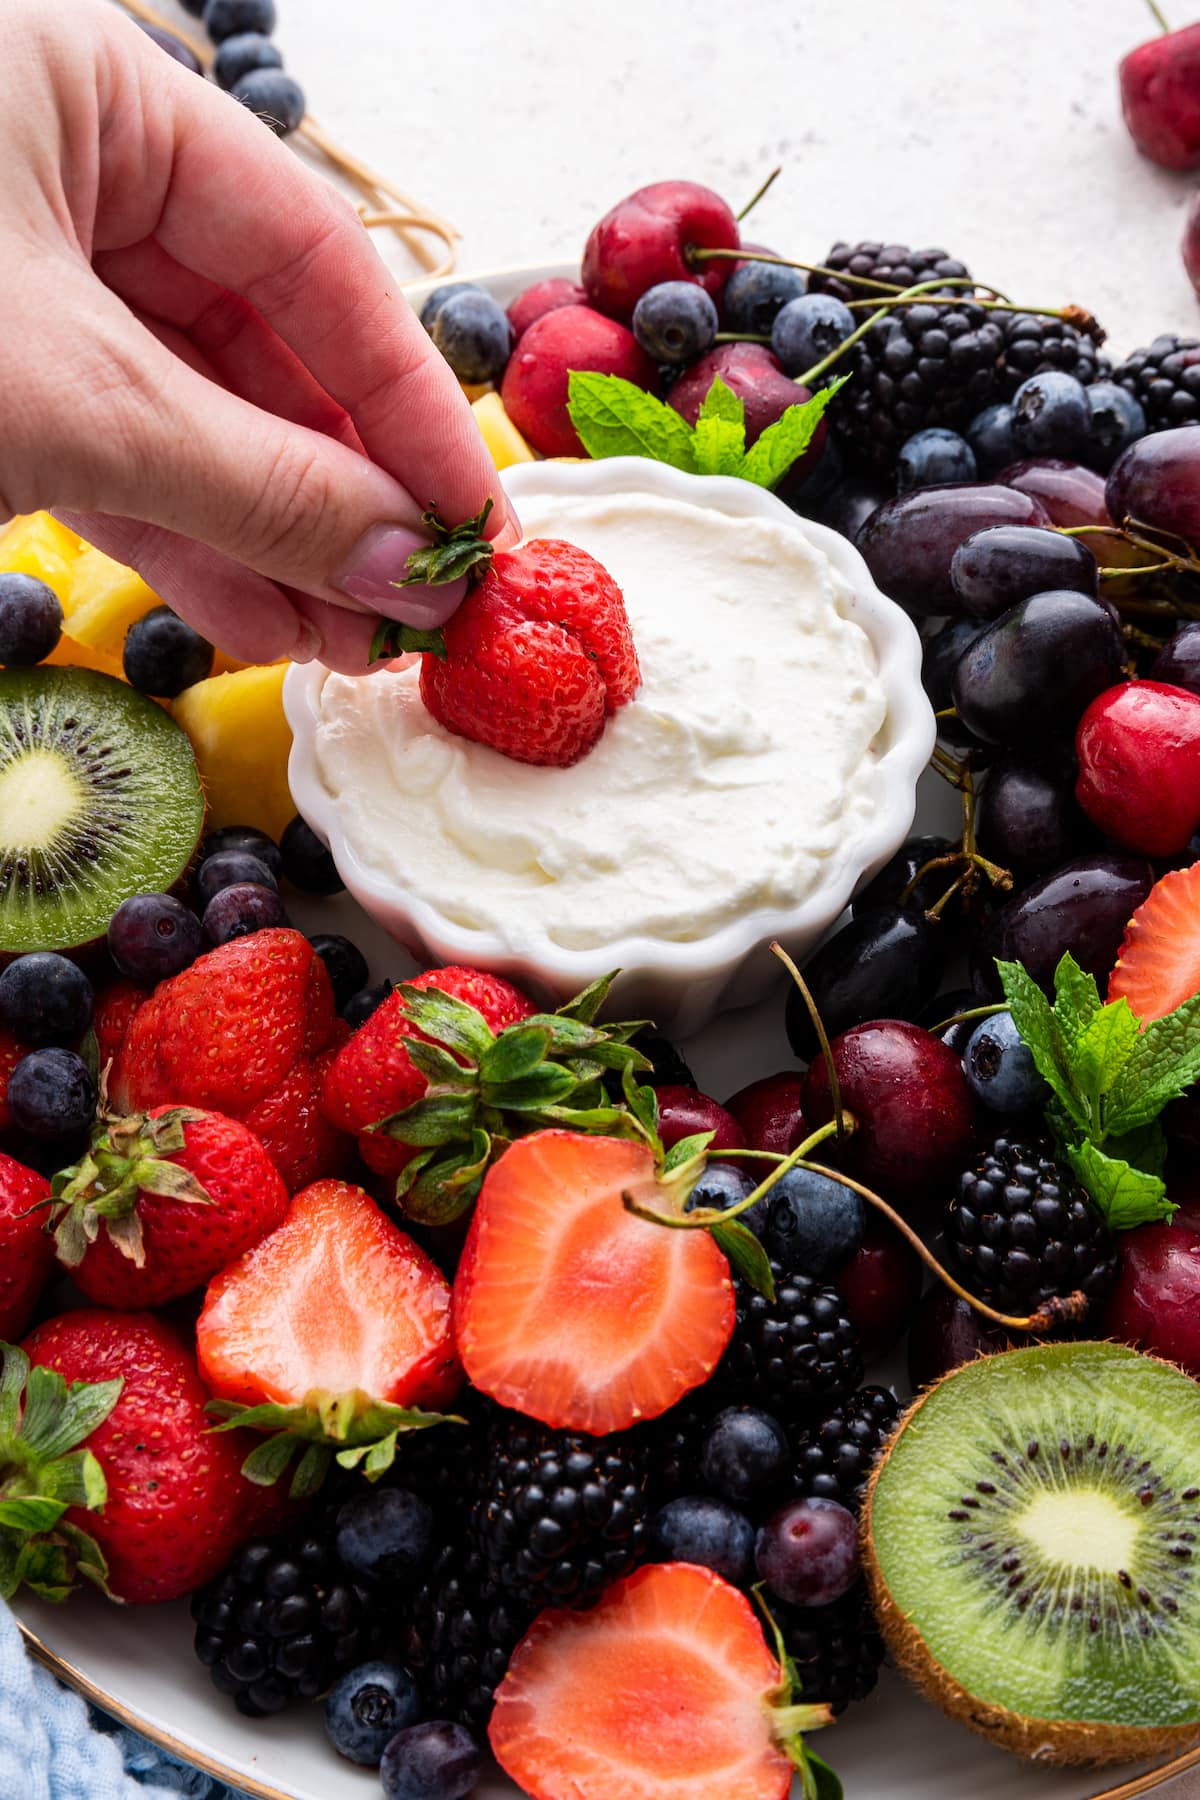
[631,1117,848,1232]
[1145,0,1172,31]
[770,941,847,1136]
[714,331,771,345]
[928,1001,1006,1035]
[736,166,782,222]
[689,246,907,294]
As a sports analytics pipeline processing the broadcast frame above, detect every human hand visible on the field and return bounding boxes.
[0,0,515,672]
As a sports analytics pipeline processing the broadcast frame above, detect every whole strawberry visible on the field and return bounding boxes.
[49,1106,290,1308]
[92,978,147,1071]
[23,1309,272,1603]
[0,1151,54,1340]
[0,1025,26,1134]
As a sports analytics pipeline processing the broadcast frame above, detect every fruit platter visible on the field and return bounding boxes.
[9,103,1200,1800]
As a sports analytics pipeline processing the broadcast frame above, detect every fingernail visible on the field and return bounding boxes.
[334,524,467,628]
[290,619,324,665]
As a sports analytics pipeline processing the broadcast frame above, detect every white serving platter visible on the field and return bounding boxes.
[15,264,1200,1800]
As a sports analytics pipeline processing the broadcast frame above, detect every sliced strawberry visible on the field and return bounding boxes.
[1109,862,1200,1020]
[453,1131,734,1433]
[196,1179,461,1413]
[490,1562,795,1800]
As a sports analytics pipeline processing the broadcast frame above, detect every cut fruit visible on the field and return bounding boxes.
[172,663,294,842]
[0,513,83,605]
[0,667,204,954]
[472,391,535,470]
[63,544,160,657]
[864,1340,1200,1766]
[452,1131,735,1434]
[1108,862,1200,1021]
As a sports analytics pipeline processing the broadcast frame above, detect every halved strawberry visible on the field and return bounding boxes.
[1109,862,1200,1020]
[453,1131,734,1433]
[490,1562,823,1800]
[196,1179,461,1414]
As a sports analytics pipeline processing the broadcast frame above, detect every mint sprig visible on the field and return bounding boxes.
[566,372,844,490]
[996,952,1200,1228]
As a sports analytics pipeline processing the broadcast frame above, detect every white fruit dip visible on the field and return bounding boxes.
[310,489,888,953]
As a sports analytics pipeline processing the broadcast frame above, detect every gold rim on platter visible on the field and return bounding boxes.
[19,1616,1200,1800]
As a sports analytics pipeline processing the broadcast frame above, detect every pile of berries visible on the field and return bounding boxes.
[136,0,306,138]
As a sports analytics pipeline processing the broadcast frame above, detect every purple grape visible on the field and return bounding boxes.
[1150,622,1200,695]
[107,894,204,983]
[951,591,1124,746]
[975,753,1097,875]
[972,853,1154,996]
[755,1497,860,1607]
[197,850,279,904]
[950,525,1097,620]
[1107,425,1200,543]
[907,1286,1010,1388]
[857,484,1050,617]
[203,882,288,945]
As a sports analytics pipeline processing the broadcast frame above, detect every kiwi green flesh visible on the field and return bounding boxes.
[0,667,204,954]
[865,1342,1200,1747]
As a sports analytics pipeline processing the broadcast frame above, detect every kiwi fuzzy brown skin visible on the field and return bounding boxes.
[861,1344,1200,1769]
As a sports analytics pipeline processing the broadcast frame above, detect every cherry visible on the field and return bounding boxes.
[582,180,740,324]
[1185,190,1200,299]
[1107,424,1200,546]
[507,277,587,342]
[655,1085,746,1153]
[1120,20,1200,171]
[723,1071,806,1156]
[667,344,826,483]
[1076,681,1200,857]
[1103,1206,1200,1375]
[906,1286,1012,1389]
[832,1219,923,1358]
[800,1020,977,1218]
[499,304,655,458]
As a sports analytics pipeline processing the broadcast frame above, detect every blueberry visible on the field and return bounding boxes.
[771,294,855,378]
[966,402,1019,478]
[213,30,282,88]
[0,573,63,667]
[342,979,394,1029]
[335,1488,434,1586]
[108,894,204,984]
[763,1166,865,1275]
[419,283,487,333]
[684,1161,755,1218]
[1086,381,1147,473]
[631,282,718,368]
[755,1496,859,1607]
[137,23,203,71]
[699,1406,789,1504]
[203,0,276,41]
[325,1660,422,1767]
[8,1048,97,1140]
[0,954,93,1046]
[280,816,344,895]
[203,882,289,945]
[896,427,977,494]
[232,69,306,136]
[201,825,282,882]
[197,850,279,905]
[963,1009,1050,1113]
[309,934,369,1012]
[649,1496,755,1585]
[379,1721,481,1800]
[430,290,513,385]
[1011,371,1091,459]
[123,606,213,698]
[721,261,807,337]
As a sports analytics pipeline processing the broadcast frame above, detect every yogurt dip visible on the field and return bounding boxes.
[311,489,888,954]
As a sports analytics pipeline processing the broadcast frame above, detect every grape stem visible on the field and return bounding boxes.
[735,166,782,223]
[909,761,1012,914]
[770,941,848,1136]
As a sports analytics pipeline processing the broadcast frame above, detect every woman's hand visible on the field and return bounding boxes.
[0,0,514,671]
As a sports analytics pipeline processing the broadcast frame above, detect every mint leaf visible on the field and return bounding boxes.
[1065,1139,1177,1230]
[739,381,846,489]
[996,960,1084,1130]
[567,371,697,471]
[1052,954,1102,1053]
[1105,1119,1168,1180]
[1106,991,1200,1136]
[1072,997,1139,1105]
[693,412,747,476]
[697,375,745,426]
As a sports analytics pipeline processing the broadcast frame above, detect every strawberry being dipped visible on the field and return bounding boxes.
[0,1151,53,1339]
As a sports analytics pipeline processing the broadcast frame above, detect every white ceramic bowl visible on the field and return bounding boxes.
[285,457,934,1034]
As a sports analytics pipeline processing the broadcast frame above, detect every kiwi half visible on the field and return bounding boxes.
[0,667,204,954]
[863,1340,1200,1767]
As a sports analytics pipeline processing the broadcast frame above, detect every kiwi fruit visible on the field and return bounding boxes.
[863,1340,1200,1767]
[0,666,204,955]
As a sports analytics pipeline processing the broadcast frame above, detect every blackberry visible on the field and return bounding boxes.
[947,1134,1118,1317]
[191,1529,379,1715]
[717,1261,862,1430]
[404,1541,535,1729]
[994,311,1108,400]
[1114,334,1200,429]
[387,1409,489,1526]
[470,1414,650,1608]
[775,1582,885,1715]
[792,1386,900,1511]
[810,240,973,306]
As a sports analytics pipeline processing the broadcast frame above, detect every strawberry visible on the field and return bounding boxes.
[490,1562,834,1800]
[0,1151,54,1340]
[453,1131,734,1433]
[49,1106,289,1309]
[0,1025,26,1133]
[242,1047,351,1195]
[1109,862,1200,1020]
[22,1309,269,1603]
[92,979,147,1073]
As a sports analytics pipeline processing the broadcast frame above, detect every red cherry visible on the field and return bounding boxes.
[507,277,587,342]
[1185,191,1200,299]
[1103,1208,1200,1375]
[667,344,826,484]
[832,1220,922,1359]
[1075,681,1200,857]
[1119,22,1200,171]
[654,1085,746,1153]
[723,1070,806,1156]
[499,304,656,458]
[800,1021,977,1218]
[582,180,740,324]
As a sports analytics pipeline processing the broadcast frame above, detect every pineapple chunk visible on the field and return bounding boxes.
[0,513,83,604]
[172,663,295,842]
[66,544,161,655]
[472,392,535,470]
